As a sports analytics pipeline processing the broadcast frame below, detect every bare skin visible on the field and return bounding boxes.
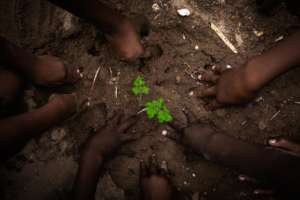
[72,115,175,200]
[140,155,173,200]
[0,37,83,87]
[0,92,78,160]
[0,37,83,160]
[72,112,138,200]
[48,0,144,61]
[194,31,300,110]
[170,123,300,196]
[269,138,300,155]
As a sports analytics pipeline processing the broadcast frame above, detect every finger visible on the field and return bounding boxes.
[204,99,224,111]
[118,115,138,133]
[120,133,140,143]
[198,71,219,83]
[253,189,274,196]
[165,131,182,143]
[211,65,231,74]
[109,110,124,125]
[160,160,170,177]
[149,154,159,175]
[268,138,300,154]
[140,160,149,178]
[238,174,257,183]
[168,119,185,132]
[195,86,217,98]
[65,64,84,83]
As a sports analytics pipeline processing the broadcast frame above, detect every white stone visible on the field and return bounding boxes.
[177,8,191,17]
[226,65,232,69]
[51,128,67,142]
[162,130,168,136]
[152,3,160,12]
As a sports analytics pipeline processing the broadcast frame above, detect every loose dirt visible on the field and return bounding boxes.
[0,0,300,199]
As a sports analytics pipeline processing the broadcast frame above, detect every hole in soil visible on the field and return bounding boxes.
[132,14,151,37]
[88,46,99,56]
[201,50,217,63]
[138,44,163,74]
[144,44,163,60]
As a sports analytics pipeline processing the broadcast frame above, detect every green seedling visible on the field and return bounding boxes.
[132,76,150,96]
[145,98,173,123]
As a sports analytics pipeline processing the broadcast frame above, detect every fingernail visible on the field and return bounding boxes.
[226,65,232,69]
[269,139,277,145]
[86,101,91,107]
[197,74,202,80]
[238,175,247,181]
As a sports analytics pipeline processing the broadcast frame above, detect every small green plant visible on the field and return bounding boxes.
[145,98,173,123]
[132,76,150,96]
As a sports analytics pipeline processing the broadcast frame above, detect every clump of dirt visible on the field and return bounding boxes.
[0,0,300,200]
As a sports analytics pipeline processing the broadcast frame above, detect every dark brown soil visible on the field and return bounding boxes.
[0,0,300,200]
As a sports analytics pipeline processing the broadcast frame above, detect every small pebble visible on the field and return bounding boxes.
[152,3,160,12]
[177,8,191,17]
[275,36,284,42]
[192,173,196,177]
[86,101,91,107]
[255,96,264,103]
[197,74,202,80]
[258,121,267,130]
[226,64,232,69]
[183,181,188,185]
[195,45,199,50]
[175,75,181,84]
[162,130,168,136]
[51,128,67,142]
[253,30,264,37]
[189,91,194,96]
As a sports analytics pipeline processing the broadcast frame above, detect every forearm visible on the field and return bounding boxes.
[0,102,65,152]
[72,150,104,200]
[199,132,300,187]
[0,36,37,77]
[246,31,300,90]
[47,0,124,34]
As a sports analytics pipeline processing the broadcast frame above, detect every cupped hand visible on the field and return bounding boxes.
[193,65,258,110]
[83,111,138,158]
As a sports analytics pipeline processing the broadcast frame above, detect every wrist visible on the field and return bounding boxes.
[80,147,104,166]
[243,56,266,93]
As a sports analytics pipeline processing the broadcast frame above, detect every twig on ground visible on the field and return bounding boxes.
[210,22,238,54]
[270,110,280,121]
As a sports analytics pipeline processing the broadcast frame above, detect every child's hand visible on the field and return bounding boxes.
[194,65,258,110]
[83,112,138,158]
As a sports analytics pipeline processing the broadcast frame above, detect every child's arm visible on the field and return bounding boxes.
[71,113,137,200]
[47,0,124,34]
[72,150,104,200]
[197,30,300,107]
[0,36,38,76]
[0,94,76,160]
[246,31,300,91]
[47,0,144,61]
